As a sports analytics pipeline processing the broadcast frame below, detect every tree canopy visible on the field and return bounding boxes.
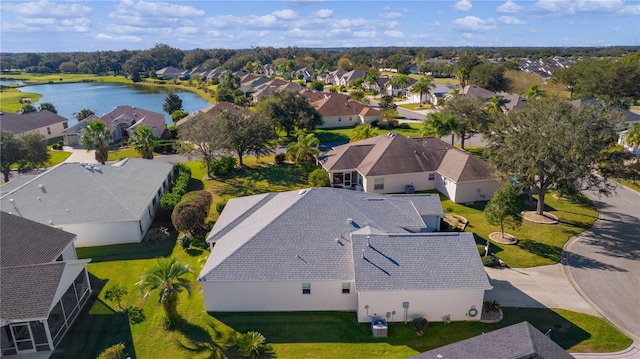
[129,125,159,159]
[81,120,111,164]
[0,131,50,183]
[625,122,640,160]
[76,108,95,121]
[163,92,183,115]
[442,96,488,149]
[38,102,57,114]
[484,183,522,238]
[486,98,623,215]
[255,90,322,137]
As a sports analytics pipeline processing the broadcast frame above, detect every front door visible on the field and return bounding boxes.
[344,172,352,188]
[9,323,36,354]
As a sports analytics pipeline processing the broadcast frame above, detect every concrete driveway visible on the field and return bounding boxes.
[565,183,640,341]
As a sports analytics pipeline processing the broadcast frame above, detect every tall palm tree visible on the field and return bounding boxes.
[129,125,159,159]
[410,76,436,107]
[286,131,320,165]
[136,257,192,327]
[391,74,410,98]
[81,120,112,165]
[364,71,378,92]
[350,122,379,142]
[456,67,470,89]
[421,112,457,145]
[486,96,503,116]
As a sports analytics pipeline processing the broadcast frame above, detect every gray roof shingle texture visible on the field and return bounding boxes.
[352,232,491,291]
[0,110,68,135]
[198,188,486,290]
[0,211,76,267]
[410,321,574,359]
[319,134,495,182]
[1,263,66,322]
[0,158,173,226]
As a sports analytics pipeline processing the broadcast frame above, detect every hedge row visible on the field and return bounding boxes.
[157,163,192,219]
[171,190,212,235]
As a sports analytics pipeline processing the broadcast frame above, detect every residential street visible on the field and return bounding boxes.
[565,183,640,342]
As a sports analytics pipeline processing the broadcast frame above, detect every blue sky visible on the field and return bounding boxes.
[1,0,639,53]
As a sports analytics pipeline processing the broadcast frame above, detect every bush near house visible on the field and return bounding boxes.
[171,190,212,235]
[308,168,330,187]
[158,163,191,219]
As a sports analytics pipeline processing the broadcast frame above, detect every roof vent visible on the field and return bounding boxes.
[93,166,101,171]
[38,184,44,189]
[298,189,308,195]
[84,165,93,170]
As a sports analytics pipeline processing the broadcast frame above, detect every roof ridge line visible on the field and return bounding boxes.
[209,192,277,242]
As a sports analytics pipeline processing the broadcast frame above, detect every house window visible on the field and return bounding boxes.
[302,283,311,295]
[138,221,143,234]
[338,117,342,122]
[342,282,350,294]
[47,127,51,135]
[349,117,353,121]
[63,122,68,129]
[428,173,435,181]
[374,178,384,190]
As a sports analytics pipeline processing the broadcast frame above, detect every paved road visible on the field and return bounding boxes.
[565,183,640,341]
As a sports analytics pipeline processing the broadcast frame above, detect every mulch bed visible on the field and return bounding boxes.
[489,232,518,245]
[521,211,559,224]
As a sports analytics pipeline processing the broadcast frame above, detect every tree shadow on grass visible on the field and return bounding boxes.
[218,163,307,197]
[518,238,562,263]
[188,177,204,191]
[174,319,234,359]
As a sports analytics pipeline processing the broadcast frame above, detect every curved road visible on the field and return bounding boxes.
[565,183,640,341]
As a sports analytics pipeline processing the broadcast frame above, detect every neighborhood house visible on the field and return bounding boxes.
[318,133,501,203]
[198,187,492,323]
[0,110,69,140]
[0,212,91,357]
[0,158,174,247]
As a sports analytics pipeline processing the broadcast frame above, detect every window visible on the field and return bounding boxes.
[47,127,51,135]
[338,118,342,122]
[374,178,384,190]
[302,283,311,295]
[428,173,435,181]
[342,282,350,294]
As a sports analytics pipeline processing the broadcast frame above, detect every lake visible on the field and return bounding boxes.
[20,82,212,126]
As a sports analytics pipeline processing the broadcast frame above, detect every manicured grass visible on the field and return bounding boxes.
[617,178,640,192]
[47,148,72,166]
[3,73,101,83]
[398,103,434,111]
[440,192,598,267]
[314,123,424,144]
[106,147,165,161]
[0,87,42,113]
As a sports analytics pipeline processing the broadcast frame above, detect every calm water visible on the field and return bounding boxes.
[20,82,212,126]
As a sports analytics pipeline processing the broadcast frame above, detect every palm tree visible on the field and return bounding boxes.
[625,122,640,161]
[364,71,378,93]
[411,76,436,107]
[524,84,544,100]
[391,74,410,98]
[350,122,379,142]
[129,125,159,159]
[136,257,192,328]
[456,67,470,89]
[81,120,111,165]
[486,96,503,116]
[286,131,320,165]
[421,112,457,145]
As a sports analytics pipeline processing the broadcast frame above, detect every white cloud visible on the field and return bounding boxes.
[285,28,316,38]
[454,0,473,12]
[1,0,91,17]
[175,26,198,35]
[432,21,442,29]
[22,17,56,25]
[574,0,623,12]
[496,0,523,13]
[451,16,496,31]
[619,4,640,15]
[381,11,404,19]
[313,9,332,18]
[272,9,297,19]
[114,0,204,17]
[384,30,403,38]
[206,14,279,29]
[236,30,269,38]
[499,16,526,24]
[353,30,376,38]
[96,33,141,42]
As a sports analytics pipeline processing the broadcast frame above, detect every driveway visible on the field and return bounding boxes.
[565,183,640,341]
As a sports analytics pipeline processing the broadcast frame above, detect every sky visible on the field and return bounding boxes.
[1,0,639,53]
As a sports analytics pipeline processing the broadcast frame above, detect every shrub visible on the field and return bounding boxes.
[178,234,192,250]
[486,300,501,311]
[482,255,499,267]
[171,191,212,235]
[216,197,230,214]
[445,206,454,213]
[274,153,286,164]
[191,234,209,250]
[237,331,272,358]
[410,317,428,334]
[396,122,411,129]
[97,343,127,359]
[308,168,330,187]
[209,156,237,176]
[104,283,128,310]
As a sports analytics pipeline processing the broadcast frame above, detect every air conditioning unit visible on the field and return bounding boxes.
[371,318,388,338]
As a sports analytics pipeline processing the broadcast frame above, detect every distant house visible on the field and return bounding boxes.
[198,187,492,323]
[0,110,69,140]
[0,212,91,357]
[410,321,574,359]
[460,85,496,100]
[409,84,452,105]
[0,158,174,247]
[384,77,417,97]
[339,69,366,87]
[300,91,381,129]
[176,101,250,127]
[318,133,500,203]
[155,66,188,79]
[62,106,166,146]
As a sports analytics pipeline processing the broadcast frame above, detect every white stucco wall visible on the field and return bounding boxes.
[201,280,357,312]
[63,133,81,146]
[18,122,68,140]
[452,180,501,203]
[60,242,78,261]
[356,289,486,323]
[363,173,437,194]
[318,115,361,129]
[59,221,143,247]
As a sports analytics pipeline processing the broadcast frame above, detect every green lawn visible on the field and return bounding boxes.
[398,103,434,111]
[440,192,597,267]
[617,178,640,192]
[314,123,423,144]
[47,148,72,166]
[58,229,630,359]
[0,88,42,113]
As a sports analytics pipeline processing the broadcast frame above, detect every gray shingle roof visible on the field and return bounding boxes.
[199,188,445,283]
[0,110,68,135]
[1,263,66,322]
[352,232,491,291]
[410,321,574,359]
[0,158,173,226]
[0,211,76,267]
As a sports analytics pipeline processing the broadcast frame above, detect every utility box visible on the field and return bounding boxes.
[371,318,388,338]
